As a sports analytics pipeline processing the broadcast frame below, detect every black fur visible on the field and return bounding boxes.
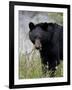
[29,22,63,72]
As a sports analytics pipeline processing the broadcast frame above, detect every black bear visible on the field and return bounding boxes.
[29,22,63,73]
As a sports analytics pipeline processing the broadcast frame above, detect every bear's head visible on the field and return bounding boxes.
[29,22,54,50]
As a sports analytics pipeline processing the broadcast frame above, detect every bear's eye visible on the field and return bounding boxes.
[33,35,36,39]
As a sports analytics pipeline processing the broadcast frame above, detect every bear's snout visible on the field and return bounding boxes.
[35,39,42,50]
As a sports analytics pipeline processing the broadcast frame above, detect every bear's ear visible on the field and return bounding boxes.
[29,22,35,31]
[42,22,48,30]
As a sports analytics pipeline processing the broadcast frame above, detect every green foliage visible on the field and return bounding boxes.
[48,13,63,25]
[19,51,63,79]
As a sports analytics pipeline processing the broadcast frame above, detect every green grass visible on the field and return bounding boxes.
[19,51,63,79]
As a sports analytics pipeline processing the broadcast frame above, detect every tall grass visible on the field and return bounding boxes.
[19,50,63,79]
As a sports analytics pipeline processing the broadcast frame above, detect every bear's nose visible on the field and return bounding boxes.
[35,44,41,50]
[35,47,40,50]
[35,46,42,50]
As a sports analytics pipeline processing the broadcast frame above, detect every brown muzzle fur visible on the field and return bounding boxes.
[35,39,42,50]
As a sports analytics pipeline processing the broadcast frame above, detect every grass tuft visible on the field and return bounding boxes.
[19,52,63,79]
